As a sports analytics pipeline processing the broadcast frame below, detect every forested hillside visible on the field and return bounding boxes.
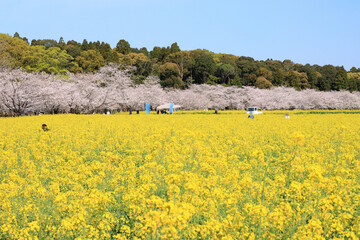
[1,32,360,91]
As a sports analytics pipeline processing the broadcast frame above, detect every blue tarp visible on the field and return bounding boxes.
[146,103,150,114]
[169,103,174,114]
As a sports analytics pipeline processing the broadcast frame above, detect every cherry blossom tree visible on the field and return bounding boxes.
[0,65,359,116]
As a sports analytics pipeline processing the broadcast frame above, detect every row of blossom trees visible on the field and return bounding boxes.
[1,65,359,115]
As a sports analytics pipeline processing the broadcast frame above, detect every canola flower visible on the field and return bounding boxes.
[0,111,359,239]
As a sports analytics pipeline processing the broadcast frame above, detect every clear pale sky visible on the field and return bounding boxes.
[1,0,359,70]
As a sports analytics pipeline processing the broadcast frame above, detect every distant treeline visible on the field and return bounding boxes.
[1,32,360,91]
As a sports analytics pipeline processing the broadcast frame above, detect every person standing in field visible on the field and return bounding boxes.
[42,124,50,131]
[248,113,254,119]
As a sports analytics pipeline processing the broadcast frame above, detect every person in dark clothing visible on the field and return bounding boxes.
[42,124,50,131]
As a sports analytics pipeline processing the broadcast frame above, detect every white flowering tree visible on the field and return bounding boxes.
[0,65,359,115]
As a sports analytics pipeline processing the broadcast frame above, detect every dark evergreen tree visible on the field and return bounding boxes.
[116,39,130,54]
[235,56,258,86]
[333,66,347,90]
[58,37,66,49]
[13,32,20,38]
[192,53,216,84]
[140,47,149,56]
[81,39,89,51]
[350,67,360,73]
[170,42,180,53]
[215,64,235,85]
[99,42,113,63]
[159,47,170,62]
[316,65,338,91]
[65,44,82,58]
[150,46,161,60]
[272,69,284,86]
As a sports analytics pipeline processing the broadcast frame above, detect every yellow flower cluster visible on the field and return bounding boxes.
[0,111,359,239]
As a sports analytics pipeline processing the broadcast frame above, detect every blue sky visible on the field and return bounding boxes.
[1,0,359,69]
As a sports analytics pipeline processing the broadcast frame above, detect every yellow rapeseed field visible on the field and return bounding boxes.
[0,111,359,239]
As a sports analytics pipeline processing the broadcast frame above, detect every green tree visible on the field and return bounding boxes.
[159,47,171,62]
[215,63,235,84]
[236,56,258,86]
[255,76,273,89]
[333,66,347,90]
[58,37,66,49]
[272,69,284,86]
[192,52,216,84]
[22,46,73,74]
[170,42,180,53]
[256,67,273,82]
[349,67,360,73]
[295,64,319,89]
[134,58,152,77]
[116,39,130,54]
[140,47,148,56]
[166,51,192,81]
[159,62,184,88]
[99,42,114,63]
[22,45,47,71]
[0,33,29,67]
[316,65,337,91]
[88,41,97,50]
[347,72,360,91]
[285,71,310,90]
[59,37,65,44]
[118,52,149,66]
[13,32,28,44]
[81,39,89,51]
[92,41,101,50]
[265,59,283,71]
[22,37,29,44]
[347,77,358,91]
[150,46,171,62]
[109,49,119,63]
[283,59,294,72]
[65,44,81,58]
[13,32,20,38]
[150,46,161,60]
[231,75,242,87]
[214,54,237,66]
[76,50,105,72]
[67,61,82,73]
